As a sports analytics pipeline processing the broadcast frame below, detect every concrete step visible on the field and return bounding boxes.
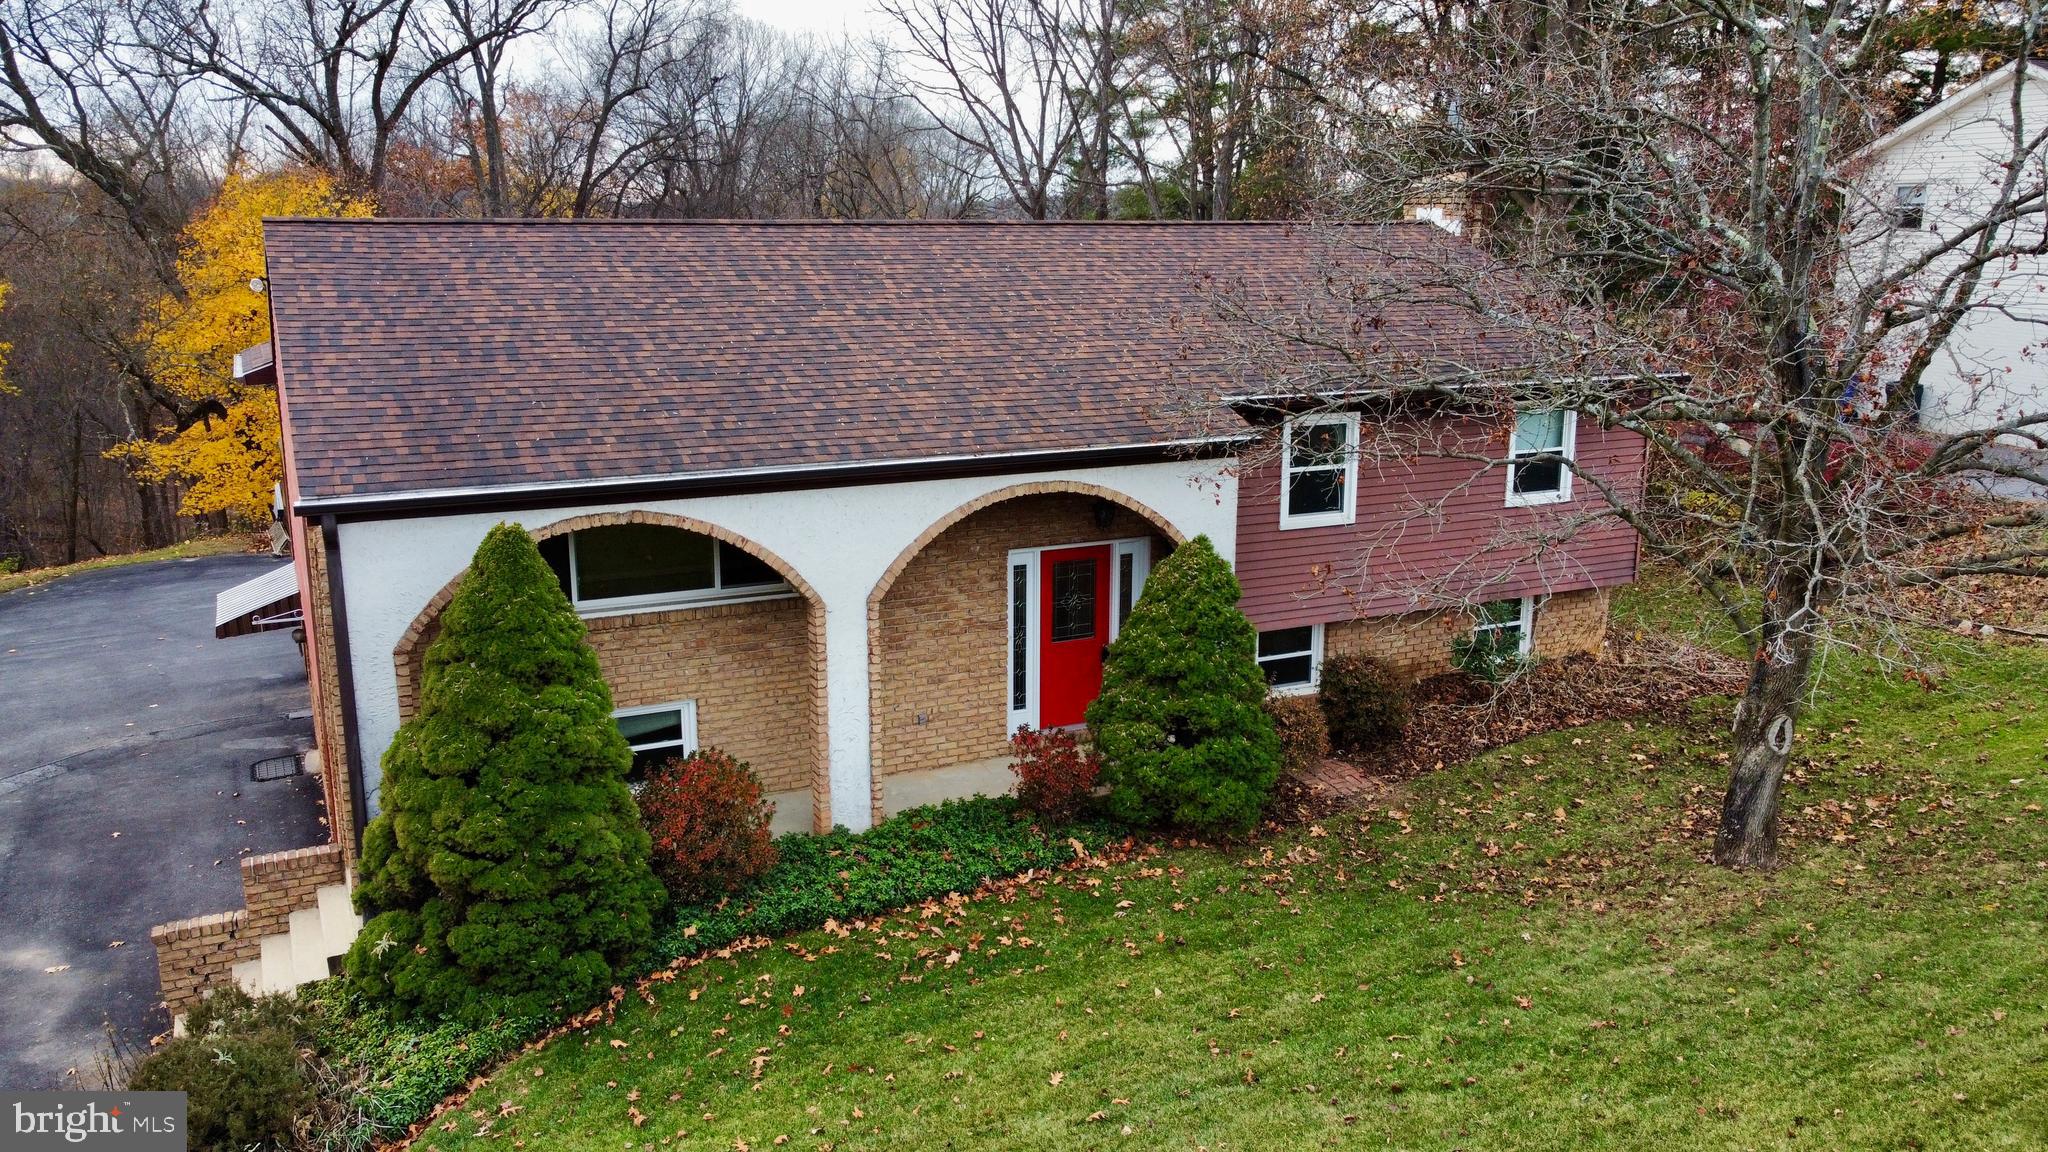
[257,934,293,994]
[287,907,328,983]
[228,958,263,999]
[316,883,360,955]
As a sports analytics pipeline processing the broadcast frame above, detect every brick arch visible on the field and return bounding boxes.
[863,480,1186,822]
[866,481,1186,614]
[391,511,834,832]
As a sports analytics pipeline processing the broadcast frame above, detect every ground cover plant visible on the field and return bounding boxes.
[406,583,2048,1152]
[301,796,1105,1146]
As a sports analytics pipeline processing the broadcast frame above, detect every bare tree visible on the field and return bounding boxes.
[434,0,569,215]
[1199,0,2048,867]
[137,0,555,193]
[882,0,1087,217]
[0,0,207,278]
[790,44,988,218]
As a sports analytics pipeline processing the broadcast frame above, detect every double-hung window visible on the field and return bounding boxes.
[614,700,697,779]
[1280,414,1359,529]
[1893,183,1927,231]
[539,524,789,614]
[1506,409,1575,505]
[1256,625,1322,691]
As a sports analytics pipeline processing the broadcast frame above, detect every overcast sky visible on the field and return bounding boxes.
[733,0,888,39]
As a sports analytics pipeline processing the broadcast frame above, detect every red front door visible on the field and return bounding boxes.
[1039,544,1113,728]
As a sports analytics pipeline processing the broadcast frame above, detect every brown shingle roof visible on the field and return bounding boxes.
[266,219,1526,509]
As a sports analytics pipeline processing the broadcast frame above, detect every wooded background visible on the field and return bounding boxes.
[0,0,2022,568]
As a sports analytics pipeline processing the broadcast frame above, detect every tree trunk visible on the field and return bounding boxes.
[1713,623,1817,869]
[135,480,176,548]
[63,411,83,564]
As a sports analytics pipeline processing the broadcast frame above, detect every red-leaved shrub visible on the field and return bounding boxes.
[1263,694,1331,773]
[1008,726,1101,819]
[638,749,777,905]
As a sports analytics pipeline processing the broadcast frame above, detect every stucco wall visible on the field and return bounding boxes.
[333,458,1237,831]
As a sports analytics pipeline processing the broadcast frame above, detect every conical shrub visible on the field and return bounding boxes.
[1085,534,1281,833]
[347,523,663,1021]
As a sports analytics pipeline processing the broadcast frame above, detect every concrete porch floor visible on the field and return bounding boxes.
[764,756,1017,837]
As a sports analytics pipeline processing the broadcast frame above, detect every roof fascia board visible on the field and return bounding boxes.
[1220,371,1689,408]
[296,436,1249,522]
[1864,59,2048,158]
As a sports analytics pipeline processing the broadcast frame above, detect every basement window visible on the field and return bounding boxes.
[614,700,697,779]
[1468,598,1532,660]
[540,524,789,614]
[1256,625,1322,691]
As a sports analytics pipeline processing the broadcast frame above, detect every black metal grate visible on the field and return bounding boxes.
[250,754,301,783]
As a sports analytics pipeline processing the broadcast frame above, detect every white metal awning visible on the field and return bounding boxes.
[214,563,302,639]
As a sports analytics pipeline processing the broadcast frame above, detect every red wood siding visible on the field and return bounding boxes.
[1235,416,1645,630]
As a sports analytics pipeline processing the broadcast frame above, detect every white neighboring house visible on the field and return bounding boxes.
[1859,59,2048,443]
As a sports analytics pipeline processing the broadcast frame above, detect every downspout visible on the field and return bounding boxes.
[321,514,371,858]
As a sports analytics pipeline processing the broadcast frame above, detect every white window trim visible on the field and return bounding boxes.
[1504,409,1577,508]
[1006,536,1152,736]
[1471,597,1534,657]
[1893,182,1928,231]
[1110,539,1152,642]
[613,699,698,759]
[1279,413,1360,530]
[1006,549,1041,735]
[564,529,796,617]
[1258,622,1324,696]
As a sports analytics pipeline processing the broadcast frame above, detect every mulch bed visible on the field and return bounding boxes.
[1271,627,1746,824]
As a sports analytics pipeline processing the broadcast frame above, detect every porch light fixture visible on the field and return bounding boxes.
[1092,499,1117,530]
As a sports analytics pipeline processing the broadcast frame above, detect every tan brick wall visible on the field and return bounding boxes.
[1323,586,1612,680]
[872,494,1168,781]
[586,597,817,794]
[391,513,829,806]
[240,843,346,938]
[1531,586,1610,659]
[151,911,256,1017]
[1322,607,1467,681]
[303,522,355,859]
[149,843,348,1016]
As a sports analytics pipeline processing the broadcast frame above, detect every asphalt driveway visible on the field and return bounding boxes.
[0,552,326,1088]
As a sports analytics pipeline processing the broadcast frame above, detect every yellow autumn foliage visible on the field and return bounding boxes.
[0,282,15,396]
[115,168,373,520]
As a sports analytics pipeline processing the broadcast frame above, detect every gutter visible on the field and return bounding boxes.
[1220,371,1692,408]
[321,515,370,859]
[293,436,1250,522]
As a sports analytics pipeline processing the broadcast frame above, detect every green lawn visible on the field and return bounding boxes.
[421,625,2048,1151]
